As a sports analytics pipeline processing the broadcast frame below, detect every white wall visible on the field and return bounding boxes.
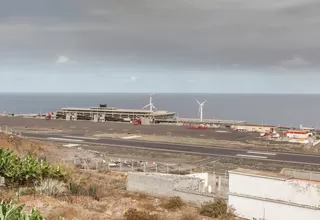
[229,195,320,220]
[186,173,213,187]
[228,172,320,220]
[286,133,309,138]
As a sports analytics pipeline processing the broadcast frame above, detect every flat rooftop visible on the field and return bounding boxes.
[158,118,246,124]
[229,168,289,179]
[128,172,201,181]
[58,107,175,115]
[230,168,320,183]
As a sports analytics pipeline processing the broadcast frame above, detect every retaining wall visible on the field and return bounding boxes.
[126,172,215,205]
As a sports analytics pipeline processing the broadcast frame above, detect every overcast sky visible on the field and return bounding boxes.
[1,0,320,93]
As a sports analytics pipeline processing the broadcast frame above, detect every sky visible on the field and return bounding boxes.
[1,0,320,93]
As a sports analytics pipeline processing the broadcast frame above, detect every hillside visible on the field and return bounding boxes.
[0,132,239,220]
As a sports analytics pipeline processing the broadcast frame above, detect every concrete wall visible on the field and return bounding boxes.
[126,172,214,205]
[186,173,212,187]
[228,171,320,220]
[229,195,320,220]
[186,173,228,197]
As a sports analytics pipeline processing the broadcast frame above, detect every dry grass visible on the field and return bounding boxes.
[124,208,161,220]
[0,189,17,203]
[0,132,63,163]
[162,196,185,211]
[178,211,200,220]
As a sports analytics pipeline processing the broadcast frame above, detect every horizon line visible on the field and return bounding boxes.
[0,92,320,95]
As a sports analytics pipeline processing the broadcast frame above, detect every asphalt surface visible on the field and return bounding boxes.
[0,117,258,141]
[22,132,320,166]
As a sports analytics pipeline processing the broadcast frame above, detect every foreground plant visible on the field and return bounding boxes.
[0,148,65,187]
[0,200,52,220]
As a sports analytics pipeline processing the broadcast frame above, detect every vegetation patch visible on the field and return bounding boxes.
[0,200,60,220]
[0,148,65,188]
[199,198,234,219]
[124,208,160,220]
[163,196,185,211]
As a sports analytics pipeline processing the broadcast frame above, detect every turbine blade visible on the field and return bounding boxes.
[142,104,150,109]
[202,100,207,105]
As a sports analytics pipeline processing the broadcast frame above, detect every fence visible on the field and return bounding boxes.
[0,126,22,136]
[281,168,320,181]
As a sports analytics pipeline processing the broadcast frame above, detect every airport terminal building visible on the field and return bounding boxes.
[54,105,176,122]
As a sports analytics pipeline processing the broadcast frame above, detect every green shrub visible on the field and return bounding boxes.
[163,196,185,211]
[124,208,160,220]
[0,200,58,220]
[199,198,233,218]
[0,148,65,187]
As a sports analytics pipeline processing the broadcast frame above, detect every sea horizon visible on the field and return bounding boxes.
[1,93,320,128]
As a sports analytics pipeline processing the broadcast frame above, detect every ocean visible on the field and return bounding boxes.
[0,93,319,128]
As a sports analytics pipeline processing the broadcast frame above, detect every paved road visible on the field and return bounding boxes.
[22,132,320,166]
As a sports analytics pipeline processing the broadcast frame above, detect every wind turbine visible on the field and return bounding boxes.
[196,99,206,122]
[142,93,158,112]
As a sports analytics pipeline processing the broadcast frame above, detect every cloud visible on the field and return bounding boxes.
[280,55,310,66]
[130,76,137,81]
[56,55,78,64]
[1,0,320,71]
[56,56,70,64]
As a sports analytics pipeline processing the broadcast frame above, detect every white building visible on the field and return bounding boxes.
[228,168,320,220]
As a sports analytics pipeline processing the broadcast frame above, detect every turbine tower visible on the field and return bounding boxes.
[142,93,158,112]
[196,99,206,122]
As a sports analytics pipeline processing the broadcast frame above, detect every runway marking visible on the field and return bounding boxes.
[247,151,277,156]
[63,144,80,148]
[236,154,268,159]
[122,135,141,140]
[63,136,100,140]
[46,137,84,142]
[26,136,320,166]
[215,130,231,133]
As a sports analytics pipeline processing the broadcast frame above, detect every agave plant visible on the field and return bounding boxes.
[0,200,25,220]
[0,200,53,220]
[22,208,48,220]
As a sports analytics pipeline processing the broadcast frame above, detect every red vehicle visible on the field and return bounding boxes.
[132,118,142,125]
[45,113,52,120]
[186,124,209,129]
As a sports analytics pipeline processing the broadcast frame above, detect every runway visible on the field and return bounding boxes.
[0,117,258,141]
[22,132,320,166]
